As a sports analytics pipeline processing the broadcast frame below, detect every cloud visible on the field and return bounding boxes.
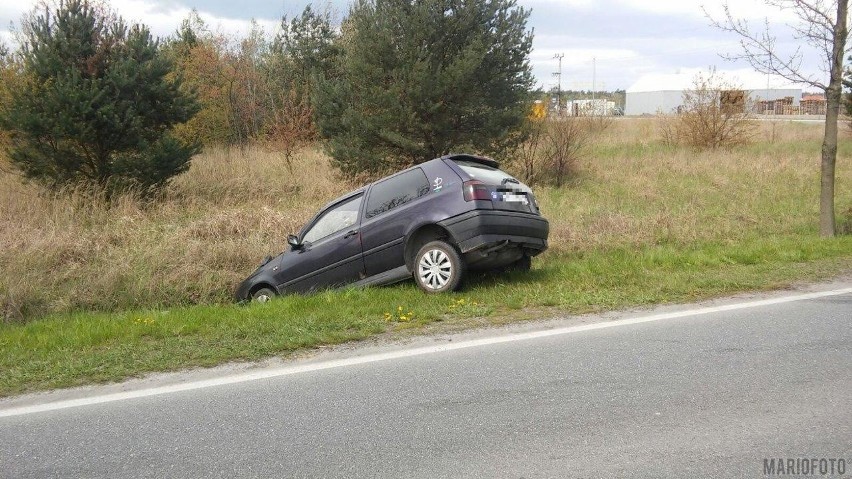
[0,0,829,90]
[0,0,282,46]
[0,30,13,48]
[619,0,797,22]
[525,0,598,8]
[112,0,280,39]
[626,66,805,92]
[0,2,24,20]
[526,0,796,21]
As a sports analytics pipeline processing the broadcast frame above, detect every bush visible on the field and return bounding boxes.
[510,115,611,186]
[659,70,757,150]
[839,206,852,235]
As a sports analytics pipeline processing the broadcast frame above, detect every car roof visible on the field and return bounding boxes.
[320,187,366,210]
[440,153,500,169]
[319,153,496,209]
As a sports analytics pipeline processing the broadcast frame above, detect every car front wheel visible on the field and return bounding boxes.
[251,287,277,303]
[414,240,465,293]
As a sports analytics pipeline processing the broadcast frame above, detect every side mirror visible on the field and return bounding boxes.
[287,234,303,250]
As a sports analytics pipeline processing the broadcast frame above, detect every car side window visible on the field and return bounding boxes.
[365,168,430,219]
[302,195,363,244]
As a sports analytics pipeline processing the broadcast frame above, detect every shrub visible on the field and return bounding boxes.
[839,206,852,235]
[510,117,546,186]
[510,115,611,187]
[659,70,758,150]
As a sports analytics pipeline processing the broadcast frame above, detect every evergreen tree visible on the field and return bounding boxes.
[314,0,534,175]
[271,5,340,92]
[0,41,15,154]
[0,0,199,195]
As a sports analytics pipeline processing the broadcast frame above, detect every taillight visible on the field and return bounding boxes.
[463,180,491,201]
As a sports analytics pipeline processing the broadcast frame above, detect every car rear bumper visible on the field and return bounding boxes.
[438,210,549,255]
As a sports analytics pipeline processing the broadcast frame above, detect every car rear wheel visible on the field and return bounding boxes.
[251,287,276,303]
[414,241,464,293]
[508,254,532,272]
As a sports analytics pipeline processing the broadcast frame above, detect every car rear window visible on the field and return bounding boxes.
[366,168,430,219]
[452,160,517,185]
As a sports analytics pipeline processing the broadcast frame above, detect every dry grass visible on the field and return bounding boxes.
[536,119,850,250]
[0,146,352,320]
[1,120,849,321]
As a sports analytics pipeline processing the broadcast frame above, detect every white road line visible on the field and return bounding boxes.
[1,287,850,418]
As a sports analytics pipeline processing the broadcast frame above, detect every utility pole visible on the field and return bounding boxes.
[766,67,771,115]
[592,57,596,115]
[552,53,564,116]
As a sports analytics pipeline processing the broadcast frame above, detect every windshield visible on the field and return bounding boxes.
[452,160,521,187]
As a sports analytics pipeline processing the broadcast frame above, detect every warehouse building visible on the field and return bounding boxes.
[566,99,617,116]
[625,69,801,116]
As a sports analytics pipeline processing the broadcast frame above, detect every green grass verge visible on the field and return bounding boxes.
[2,234,850,397]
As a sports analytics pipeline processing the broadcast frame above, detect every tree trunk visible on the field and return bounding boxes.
[820,0,848,237]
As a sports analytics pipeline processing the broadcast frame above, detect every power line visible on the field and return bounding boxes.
[552,53,564,115]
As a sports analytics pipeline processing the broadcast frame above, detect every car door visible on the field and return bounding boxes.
[276,194,366,293]
[359,168,431,276]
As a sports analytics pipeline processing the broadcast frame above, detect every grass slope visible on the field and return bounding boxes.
[2,236,850,396]
[1,119,850,395]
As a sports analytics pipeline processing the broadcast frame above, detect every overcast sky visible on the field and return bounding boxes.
[0,0,826,91]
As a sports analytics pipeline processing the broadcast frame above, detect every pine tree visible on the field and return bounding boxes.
[313,0,534,175]
[0,0,199,195]
[0,41,15,155]
[271,5,340,93]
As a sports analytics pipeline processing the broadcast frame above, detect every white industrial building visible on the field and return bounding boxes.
[566,99,616,116]
[625,69,802,116]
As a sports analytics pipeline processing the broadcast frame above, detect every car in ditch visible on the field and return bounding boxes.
[235,153,549,302]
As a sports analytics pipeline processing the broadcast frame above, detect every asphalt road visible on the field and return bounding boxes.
[2,289,851,478]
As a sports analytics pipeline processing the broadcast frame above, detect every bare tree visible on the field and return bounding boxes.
[509,116,546,186]
[708,0,849,236]
[266,89,316,173]
[541,117,598,187]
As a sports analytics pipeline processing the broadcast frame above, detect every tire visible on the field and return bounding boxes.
[414,240,465,293]
[508,254,532,272]
[251,287,277,303]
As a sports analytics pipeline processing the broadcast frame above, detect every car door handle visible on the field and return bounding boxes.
[343,229,359,239]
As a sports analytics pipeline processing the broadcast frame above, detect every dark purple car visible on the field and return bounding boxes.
[236,153,549,302]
